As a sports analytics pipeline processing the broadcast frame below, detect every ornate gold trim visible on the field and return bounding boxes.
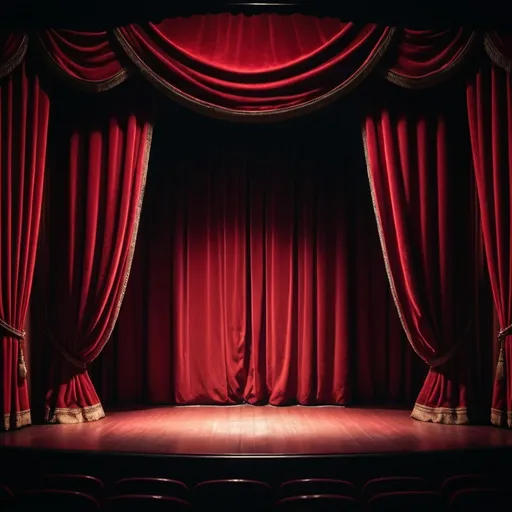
[411,403,470,425]
[112,25,396,122]
[2,409,32,431]
[89,123,154,360]
[45,403,105,424]
[34,32,130,92]
[0,33,28,79]
[386,31,479,89]
[484,33,512,73]
[491,408,512,428]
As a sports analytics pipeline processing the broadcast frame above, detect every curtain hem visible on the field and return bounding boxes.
[491,408,512,428]
[45,403,105,424]
[2,409,32,431]
[411,403,470,425]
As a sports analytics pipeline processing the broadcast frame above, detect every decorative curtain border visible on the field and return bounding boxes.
[0,26,510,121]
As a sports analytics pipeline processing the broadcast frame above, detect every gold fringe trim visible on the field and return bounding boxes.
[387,31,479,89]
[45,403,105,424]
[34,32,130,92]
[484,33,512,73]
[491,409,512,428]
[411,403,470,425]
[112,25,396,122]
[0,33,29,79]
[2,409,32,431]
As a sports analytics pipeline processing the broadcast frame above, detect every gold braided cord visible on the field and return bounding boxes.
[386,31,480,89]
[0,318,25,339]
[3,409,31,431]
[34,33,130,92]
[45,403,105,424]
[112,26,396,123]
[0,33,28,79]
[484,33,512,73]
[411,403,470,425]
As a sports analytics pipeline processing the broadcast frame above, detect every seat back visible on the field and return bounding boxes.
[279,478,357,498]
[363,476,430,499]
[366,491,442,512]
[440,474,493,498]
[276,494,361,511]
[105,494,191,511]
[41,474,105,499]
[17,489,101,512]
[450,488,504,511]
[194,479,273,510]
[114,478,188,499]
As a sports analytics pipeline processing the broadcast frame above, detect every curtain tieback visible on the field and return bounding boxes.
[496,324,512,382]
[47,334,88,369]
[0,318,28,379]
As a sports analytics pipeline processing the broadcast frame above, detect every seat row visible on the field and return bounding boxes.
[1,474,508,511]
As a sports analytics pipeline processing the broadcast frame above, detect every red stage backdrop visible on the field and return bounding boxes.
[92,105,427,406]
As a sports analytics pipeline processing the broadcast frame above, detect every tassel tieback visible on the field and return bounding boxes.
[0,318,27,379]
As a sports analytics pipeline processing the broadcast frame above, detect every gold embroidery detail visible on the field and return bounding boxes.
[3,409,32,431]
[0,33,28,79]
[411,403,470,425]
[491,408,512,428]
[45,403,105,424]
[386,31,479,89]
[34,32,130,92]
[484,33,512,73]
[112,25,396,122]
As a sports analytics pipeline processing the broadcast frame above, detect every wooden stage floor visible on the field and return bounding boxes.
[2,405,512,456]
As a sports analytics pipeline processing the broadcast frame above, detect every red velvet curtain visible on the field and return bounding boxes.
[91,104,426,407]
[363,84,479,424]
[467,63,512,428]
[0,61,50,430]
[44,90,153,423]
[113,15,394,118]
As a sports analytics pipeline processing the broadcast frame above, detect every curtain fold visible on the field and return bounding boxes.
[1,61,50,430]
[113,15,394,118]
[467,63,512,428]
[44,90,153,424]
[362,85,478,424]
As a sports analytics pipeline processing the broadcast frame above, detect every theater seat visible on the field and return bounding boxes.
[362,476,431,499]
[275,494,361,511]
[105,494,191,511]
[440,474,494,498]
[114,478,188,499]
[194,479,273,510]
[278,478,357,498]
[366,491,442,511]
[16,489,101,512]
[450,488,506,511]
[41,474,105,499]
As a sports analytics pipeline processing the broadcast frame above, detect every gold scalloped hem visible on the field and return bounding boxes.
[411,403,470,425]
[491,408,512,428]
[45,403,105,424]
[2,409,32,431]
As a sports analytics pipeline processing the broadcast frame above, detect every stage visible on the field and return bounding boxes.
[2,405,512,488]
[2,405,512,456]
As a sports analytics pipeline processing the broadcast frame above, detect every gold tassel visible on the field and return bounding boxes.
[18,340,27,379]
[495,345,504,382]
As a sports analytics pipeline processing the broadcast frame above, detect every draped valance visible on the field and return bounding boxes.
[1,16,511,119]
